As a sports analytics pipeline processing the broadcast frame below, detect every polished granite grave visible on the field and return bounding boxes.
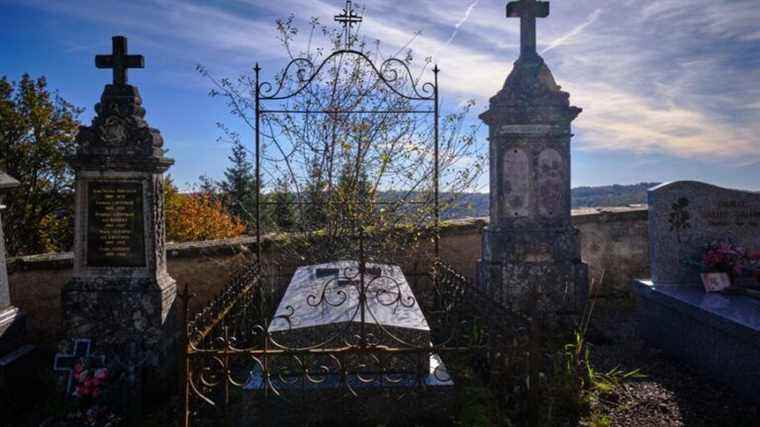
[634,281,760,401]
[634,181,760,402]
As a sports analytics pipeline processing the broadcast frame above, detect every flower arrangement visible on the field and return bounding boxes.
[698,240,760,292]
[701,241,748,276]
[60,358,121,427]
[72,362,109,399]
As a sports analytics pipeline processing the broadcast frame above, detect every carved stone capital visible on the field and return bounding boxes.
[69,85,173,173]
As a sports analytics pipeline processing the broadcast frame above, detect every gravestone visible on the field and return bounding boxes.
[478,0,588,317]
[634,181,760,402]
[62,36,177,399]
[648,181,760,284]
[0,171,26,355]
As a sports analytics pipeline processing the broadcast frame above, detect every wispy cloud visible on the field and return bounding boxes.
[10,0,760,178]
[434,0,481,58]
[541,9,601,54]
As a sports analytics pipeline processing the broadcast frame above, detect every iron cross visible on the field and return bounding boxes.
[507,0,550,59]
[335,1,363,49]
[95,36,144,86]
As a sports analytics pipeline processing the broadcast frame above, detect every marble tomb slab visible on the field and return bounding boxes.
[269,261,431,373]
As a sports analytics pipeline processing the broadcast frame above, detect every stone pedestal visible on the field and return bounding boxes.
[478,55,588,317]
[0,172,26,356]
[63,83,177,395]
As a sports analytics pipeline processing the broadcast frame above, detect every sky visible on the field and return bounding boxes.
[1,0,759,192]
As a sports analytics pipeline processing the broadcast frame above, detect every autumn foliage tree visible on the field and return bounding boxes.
[164,176,246,242]
[0,74,82,256]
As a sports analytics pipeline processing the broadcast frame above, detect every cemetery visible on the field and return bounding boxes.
[1,0,759,425]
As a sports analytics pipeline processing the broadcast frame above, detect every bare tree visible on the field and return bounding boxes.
[199,14,484,274]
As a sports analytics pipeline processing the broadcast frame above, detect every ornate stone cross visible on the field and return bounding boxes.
[95,36,144,86]
[507,0,550,60]
[335,1,363,49]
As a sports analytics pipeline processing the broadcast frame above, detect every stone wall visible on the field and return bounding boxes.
[7,206,648,348]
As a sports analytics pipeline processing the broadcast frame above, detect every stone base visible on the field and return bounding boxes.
[0,306,26,356]
[633,280,760,403]
[61,275,178,400]
[478,260,588,317]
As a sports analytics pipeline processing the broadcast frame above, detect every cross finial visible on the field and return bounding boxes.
[95,36,144,86]
[507,0,550,60]
[335,1,363,49]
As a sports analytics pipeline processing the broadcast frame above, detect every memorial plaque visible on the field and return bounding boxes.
[86,181,145,267]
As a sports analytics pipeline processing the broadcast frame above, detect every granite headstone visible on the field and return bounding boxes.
[649,181,760,284]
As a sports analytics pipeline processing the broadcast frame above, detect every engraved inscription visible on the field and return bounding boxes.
[537,149,564,218]
[87,182,146,267]
[498,124,561,136]
[503,148,530,217]
[701,200,760,228]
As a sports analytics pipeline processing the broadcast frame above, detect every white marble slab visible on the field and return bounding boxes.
[269,260,430,333]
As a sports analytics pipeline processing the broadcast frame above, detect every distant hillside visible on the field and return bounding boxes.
[571,182,659,208]
[437,183,659,219]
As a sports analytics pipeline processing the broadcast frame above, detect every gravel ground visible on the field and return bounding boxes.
[585,306,759,427]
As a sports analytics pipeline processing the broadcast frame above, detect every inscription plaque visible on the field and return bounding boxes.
[87,181,146,267]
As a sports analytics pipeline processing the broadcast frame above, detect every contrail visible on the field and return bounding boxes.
[434,0,481,58]
[541,8,602,54]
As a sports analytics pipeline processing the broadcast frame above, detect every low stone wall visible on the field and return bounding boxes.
[7,206,648,348]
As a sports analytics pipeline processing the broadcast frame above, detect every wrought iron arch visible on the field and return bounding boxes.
[251,29,441,266]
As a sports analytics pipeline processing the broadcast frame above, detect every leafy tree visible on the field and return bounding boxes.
[0,74,82,256]
[164,176,246,242]
[302,158,328,230]
[219,138,258,230]
[271,177,295,231]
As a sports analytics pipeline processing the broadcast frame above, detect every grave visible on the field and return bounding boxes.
[243,261,453,422]
[61,35,178,398]
[268,261,435,374]
[633,181,760,402]
[0,171,35,390]
[478,0,588,318]
[0,171,25,356]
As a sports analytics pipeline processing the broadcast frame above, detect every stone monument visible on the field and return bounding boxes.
[0,171,25,356]
[62,36,177,395]
[478,0,588,317]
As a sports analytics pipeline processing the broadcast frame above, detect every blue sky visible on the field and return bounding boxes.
[1,0,759,192]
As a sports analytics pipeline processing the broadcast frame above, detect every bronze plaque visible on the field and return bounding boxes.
[86,181,146,267]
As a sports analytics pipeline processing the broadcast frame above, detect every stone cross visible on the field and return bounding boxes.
[53,339,105,394]
[95,36,144,86]
[507,0,550,60]
[335,1,363,49]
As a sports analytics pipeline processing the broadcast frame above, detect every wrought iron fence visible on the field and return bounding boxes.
[181,260,530,426]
